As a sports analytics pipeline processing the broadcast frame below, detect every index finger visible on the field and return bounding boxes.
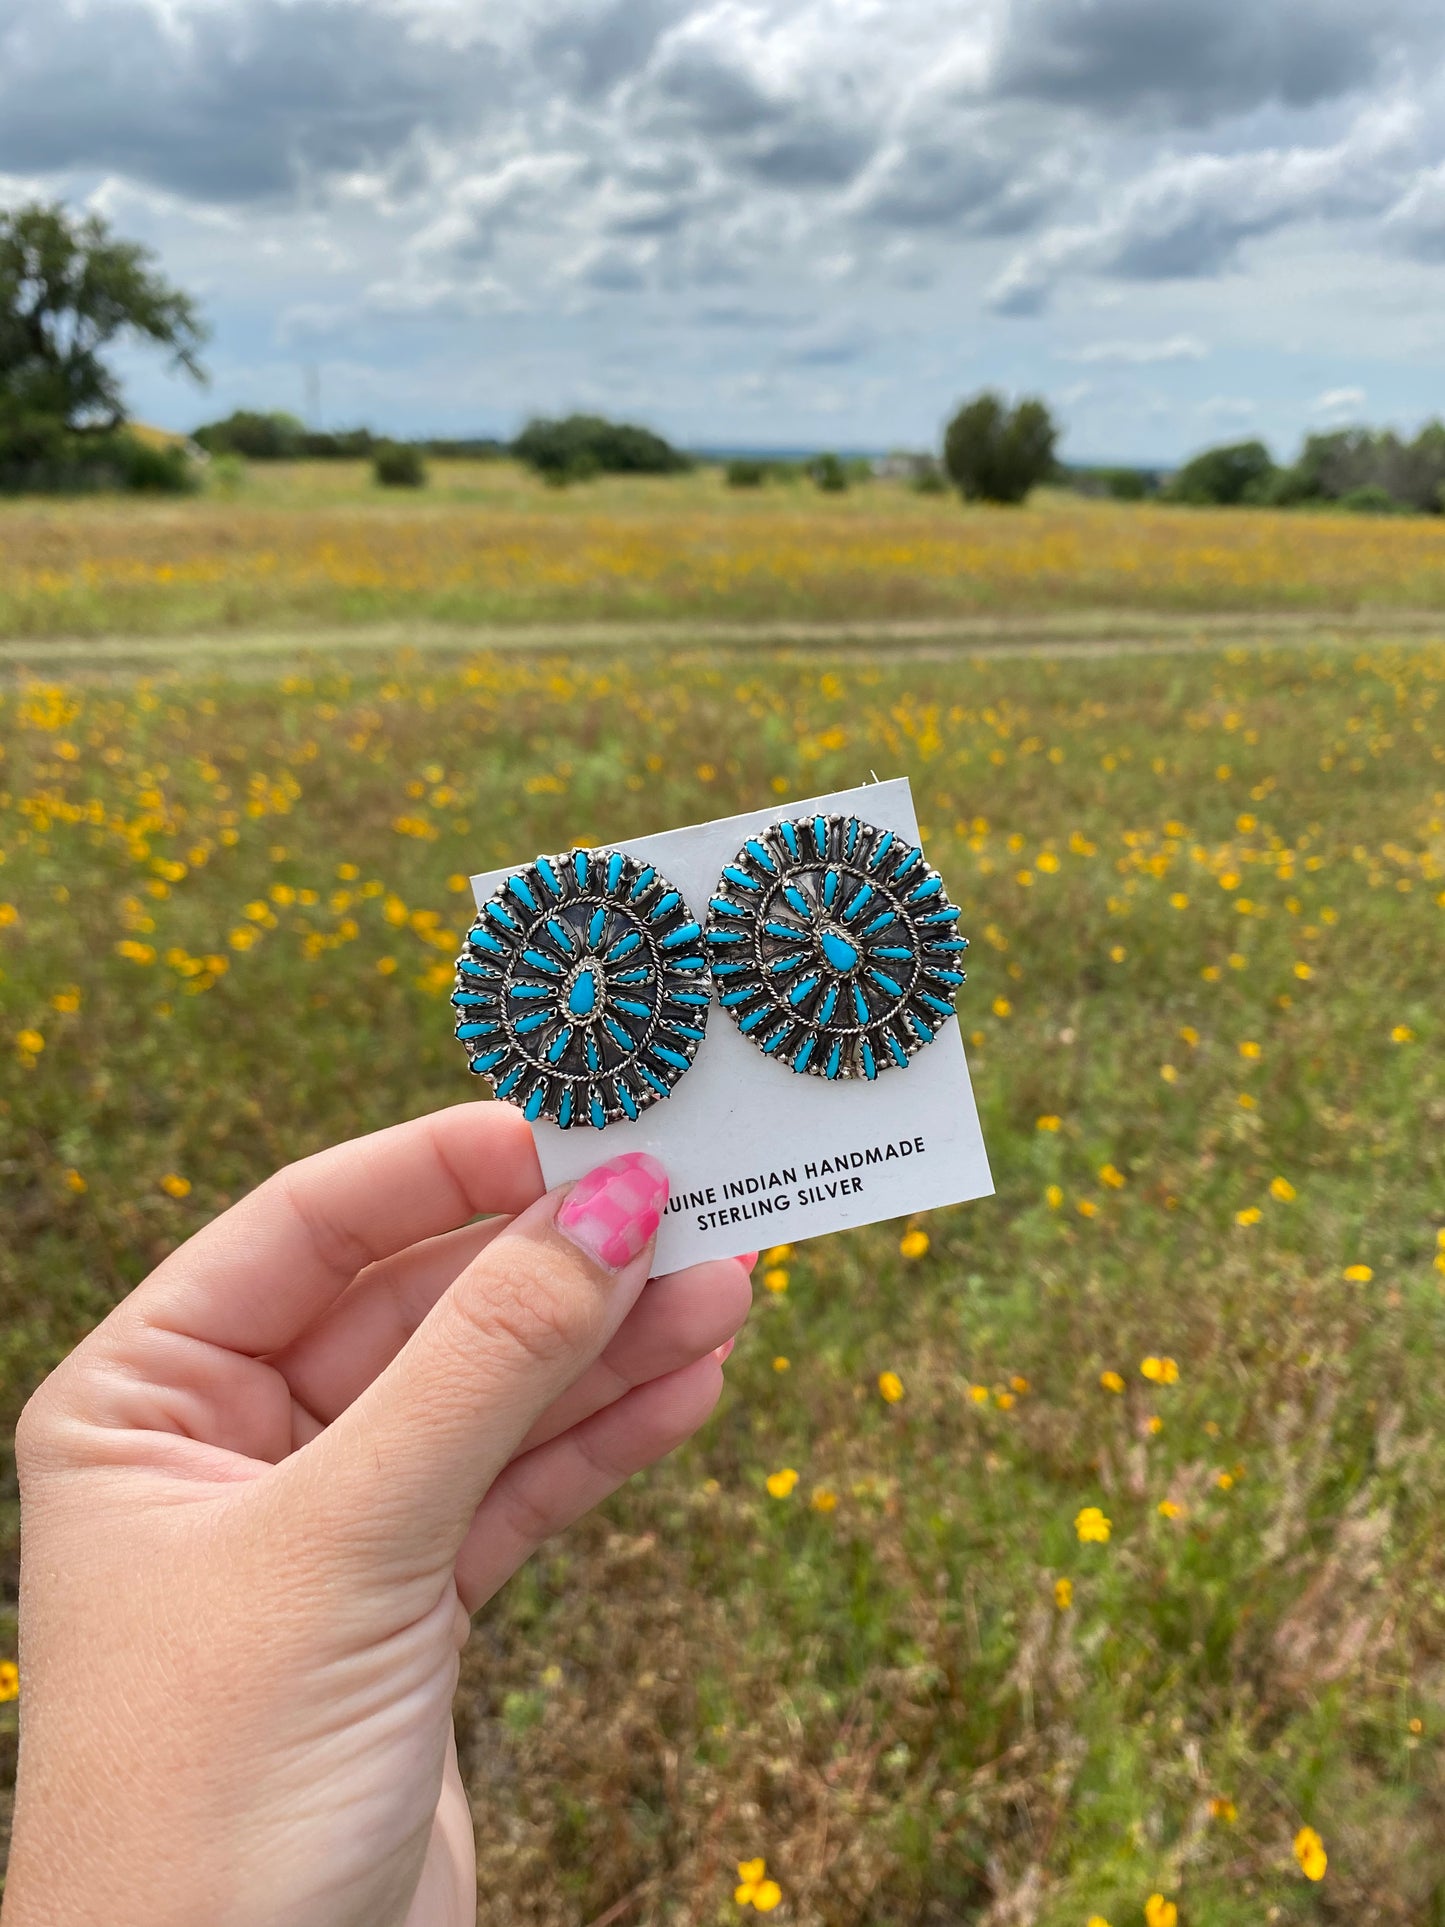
[127,1101,544,1357]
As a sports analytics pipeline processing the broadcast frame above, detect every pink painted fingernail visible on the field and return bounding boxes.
[736,1250,760,1271]
[556,1152,668,1271]
[715,1336,737,1364]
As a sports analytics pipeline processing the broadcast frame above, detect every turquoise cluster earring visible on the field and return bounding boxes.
[454,816,967,1123]
[452,847,709,1129]
[703,813,967,1080]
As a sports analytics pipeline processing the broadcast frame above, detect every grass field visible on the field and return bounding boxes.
[11,460,1445,639]
[2,621,1442,1924]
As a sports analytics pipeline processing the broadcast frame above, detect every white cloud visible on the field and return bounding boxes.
[1061,334,1208,364]
[1312,386,1368,416]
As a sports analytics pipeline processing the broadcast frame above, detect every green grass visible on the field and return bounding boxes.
[1,635,1443,1923]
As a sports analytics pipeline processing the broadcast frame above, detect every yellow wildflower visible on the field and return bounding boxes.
[1099,1163,1126,1189]
[1294,960,1313,979]
[160,1173,192,1199]
[63,1168,87,1193]
[1269,1176,1296,1202]
[878,1370,904,1404]
[1236,1207,1262,1226]
[1144,1896,1177,1927]
[763,1266,790,1294]
[899,1229,930,1259]
[1294,1826,1327,1881]
[1343,1263,1373,1283]
[995,1390,1016,1410]
[1077,1199,1098,1218]
[992,996,1012,1018]
[1140,1356,1179,1385]
[1010,1375,1029,1393]
[765,1468,799,1499]
[0,1660,17,1702]
[1392,1024,1414,1043]
[1157,1499,1183,1520]
[1054,1577,1073,1609]
[764,1244,792,1264]
[1046,1184,1064,1209]
[1210,1796,1237,1823]
[1160,1063,1178,1082]
[50,988,80,1013]
[968,1384,990,1404]
[1100,1370,1125,1394]
[810,1487,838,1513]
[1239,1039,1261,1059]
[1075,1506,1111,1544]
[772,1356,790,1373]
[376,956,398,976]
[1180,1025,1199,1046]
[15,1028,43,1056]
[1036,1114,1061,1132]
[735,1859,782,1912]
[0,903,17,926]
[1146,1414,1164,1435]
[1170,892,1189,909]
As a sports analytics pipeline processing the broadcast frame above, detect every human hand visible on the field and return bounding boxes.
[3,1103,752,1927]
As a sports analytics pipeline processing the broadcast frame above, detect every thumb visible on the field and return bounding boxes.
[280,1150,669,1575]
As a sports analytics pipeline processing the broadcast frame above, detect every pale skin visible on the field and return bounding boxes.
[3,1103,754,1927]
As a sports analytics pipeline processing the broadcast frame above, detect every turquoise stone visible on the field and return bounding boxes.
[568,967,599,1017]
[821,929,859,973]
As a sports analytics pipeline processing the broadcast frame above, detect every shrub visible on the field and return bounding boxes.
[1339,482,1405,515]
[809,452,848,492]
[726,458,767,488]
[942,392,1059,504]
[372,442,427,488]
[1167,440,1277,507]
[513,414,690,478]
[207,453,247,497]
[194,410,306,459]
[0,421,195,494]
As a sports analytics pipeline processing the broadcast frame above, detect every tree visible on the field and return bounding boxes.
[0,201,206,439]
[512,414,691,479]
[194,410,306,460]
[942,391,1058,504]
[1166,440,1277,506]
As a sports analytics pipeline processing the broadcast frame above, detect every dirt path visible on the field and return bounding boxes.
[3,607,1443,684]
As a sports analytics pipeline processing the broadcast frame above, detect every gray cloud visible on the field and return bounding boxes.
[0,0,501,202]
[988,104,1423,310]
[6,0,1445,459]
[990,0,1438,125]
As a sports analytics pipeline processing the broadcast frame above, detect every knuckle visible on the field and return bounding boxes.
[13,1384,60,1485]
[454,1241,600,1372]
[492,1468,563,1551]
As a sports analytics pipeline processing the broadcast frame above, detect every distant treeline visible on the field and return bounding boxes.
[193,408,691,482]
[1069,424,1445,515]
[194,411,508,463]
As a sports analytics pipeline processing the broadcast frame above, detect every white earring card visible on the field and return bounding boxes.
[468,777,995,1272]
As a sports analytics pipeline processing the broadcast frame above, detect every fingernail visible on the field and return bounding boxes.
[715,1336,737,1364]
[556,1152,668,1271]
[736,1250,760,1271]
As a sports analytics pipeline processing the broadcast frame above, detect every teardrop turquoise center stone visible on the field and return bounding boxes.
[568,966,599,1017]
[821,930,859,973]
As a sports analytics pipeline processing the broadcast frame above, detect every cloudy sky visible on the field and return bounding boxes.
[6,0,1445,460]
